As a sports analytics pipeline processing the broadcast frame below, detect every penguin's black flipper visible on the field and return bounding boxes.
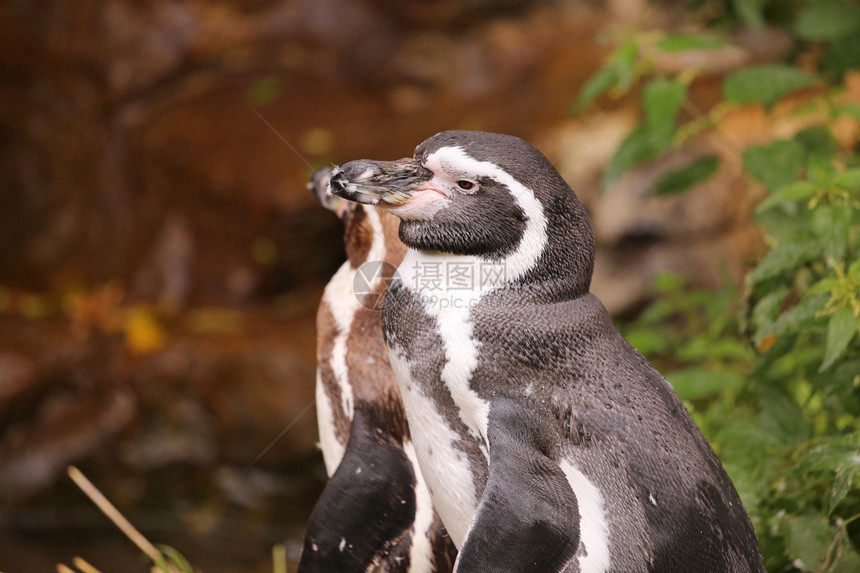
[454,398,580,573]
[299,409,416,572]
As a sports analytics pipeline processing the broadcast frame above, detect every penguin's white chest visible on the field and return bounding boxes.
[386,250,497,547]
[387,347,480,548]
[397,250,493,440]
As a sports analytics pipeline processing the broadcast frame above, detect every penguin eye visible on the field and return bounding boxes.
[457,179,478,192]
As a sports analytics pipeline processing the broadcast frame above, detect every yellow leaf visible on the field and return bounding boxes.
[758,334,778,353]
[124,307,168,355]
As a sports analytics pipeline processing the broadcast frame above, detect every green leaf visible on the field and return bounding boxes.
[613,41,639,92]
[732,0,767,28]
[834,167,860,191]
[604,126,670,187]
[723,65,816,106]
[658,33,728,52]
[794,126,838,163]
[625,326,672,356]
[649,155,720,196]
[755,181,818,213]
[808,157,837,188]
[812,204,853,262]
[832,548,860,573]
[794,0,860,41]
[643,79,687,140]
[743,139,806,191]
[756,206,815,245]
[155,545,195,573]
[602,79,687,187]
[678,337,755,362]
[821,307,858,371]
[784,515,838,571]
[668,367,744,400]
[759,384,811,445]
[749,239,820,284]
[574,66,619,111]
[793,433,860,512]
[822,35,860,79]
[573,41,638,111]
[653,272,685,293]
[808,277,840,296]
[770,294,830,336]
[638,299,680,325]
[751,286,790,337]
[832,449,860,511]
[836,103,860,121]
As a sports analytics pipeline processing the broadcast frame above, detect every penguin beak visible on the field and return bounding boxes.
[308,166,352,218]
[328,159,432,207]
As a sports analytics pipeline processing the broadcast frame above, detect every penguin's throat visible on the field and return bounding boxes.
[396,249,511,300]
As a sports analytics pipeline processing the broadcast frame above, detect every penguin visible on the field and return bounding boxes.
[328,131,766,573]
[299,167,457,573]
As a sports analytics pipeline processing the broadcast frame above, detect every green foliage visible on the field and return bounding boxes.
[728,127,858,573]
[604,126,667,186]
[575,66,622,112]
[154,545,196,573]
[793,0,860,41]
[723,65,817,106]
[649,154,721,196]
[732,0,770,28]
[658,33,727,52]
[573,40,639,112]
[822,35,860,79]
[823,307,858,371]
[578,0,860,192]
[604,79,688,186]
[743,139,807,190]
[621,259,859,572]
[643,78,687,139]
[582,1,860,570]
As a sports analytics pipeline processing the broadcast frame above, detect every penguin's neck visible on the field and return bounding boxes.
[396,248,593,309]
[342,206,374,268]
[342,206,404,269]
[396,249,508,303]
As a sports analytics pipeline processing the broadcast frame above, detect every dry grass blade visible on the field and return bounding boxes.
[56,566,76,573]
[73,557,101,573]
[66,466,163,564]
[272,544,287,573]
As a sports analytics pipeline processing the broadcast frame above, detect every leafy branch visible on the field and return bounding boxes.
[584,1,860,571]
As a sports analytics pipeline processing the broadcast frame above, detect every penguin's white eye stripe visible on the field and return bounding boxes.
[427,147,521,198]
[424,145,548,282]
[431,148,497,181]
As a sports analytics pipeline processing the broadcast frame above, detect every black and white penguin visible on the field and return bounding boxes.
[328,131,766,573]
[299,168,457,573]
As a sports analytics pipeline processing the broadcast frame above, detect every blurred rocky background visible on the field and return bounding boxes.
[0,0,782,570]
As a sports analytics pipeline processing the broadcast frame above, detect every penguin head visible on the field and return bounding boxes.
[330,130,595,295]
[309,166,353,219]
